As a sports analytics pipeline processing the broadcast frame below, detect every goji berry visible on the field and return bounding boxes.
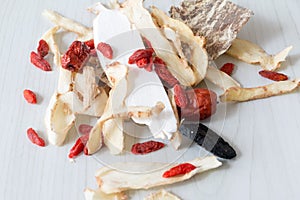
[162,163,196,178]
[68,134,89,158]
[97,42,113,59]
[37,39,49,58]
[174,84,188,108]
[23,89,37,104]
[30,51,51,71]
[220,63,235,76]
[84,39,95,49]
[154,57,179,88]
[27,128,45,147]
[259,70,288,81]
[78,124,93,135]
[61,41,90,72]
[128,49,154,64]
[136,57,149,68]
[180,88,217,121]
[131,140,165,155]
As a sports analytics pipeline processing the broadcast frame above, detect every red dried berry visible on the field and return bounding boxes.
[259,70,288,81]
[61,41,90,72]
[37,39,50,57]
[128,49,154,64]
[68,134,89,158]
[23,89,37,104]
[27,128,45,147]
[97,42,113,59]
[136,57,149,68]
[30,51,51,71]
[131,141,165,155]
[162,163,196,178]
[174,84,188,108]
[220,63,235,76]
[154,57,179,88]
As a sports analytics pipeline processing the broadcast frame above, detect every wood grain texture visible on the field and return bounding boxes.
[0,0,300,199]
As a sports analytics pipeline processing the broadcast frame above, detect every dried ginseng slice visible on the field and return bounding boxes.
[220,79,300,102]
[94,156,221,194]
[226,38,292,71]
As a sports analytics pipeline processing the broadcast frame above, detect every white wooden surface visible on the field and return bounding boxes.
[1,0,300,199]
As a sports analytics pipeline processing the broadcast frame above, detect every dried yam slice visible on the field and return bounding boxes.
[144,189,181,200]
[205,65,241,91]
[120,0,197,86]
[226,38,293,71]
[45,92,75,146]
[84,188,127,200]
[95,156,221,194]
[151,7,208,83]
[220,79,300,102]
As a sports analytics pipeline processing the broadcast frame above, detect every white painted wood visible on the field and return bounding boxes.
[0,0,299,199]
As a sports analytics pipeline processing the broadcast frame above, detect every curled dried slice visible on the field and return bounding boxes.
[41,26,61,66]
[144,189,181,200]
[95,156,221,194]
[84,188,127,200]
[151,7,208,83]
[45,92,75,146]
[43,10,92,37]
[120,0,197,86]
[220,79,300,102]
[205,65,241,91]
[226,38,292,71]
[103,118,124,155]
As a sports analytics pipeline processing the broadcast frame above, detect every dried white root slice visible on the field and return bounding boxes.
[205,65,241,91]
[151,7,208,83]
[226,38,293,71]
[42,10,93,38]
[73,66,102,109]
[120,0,197,86]
[72,88,108,117]
[86,63,128,154]
[45,92,75,146]
[41,26,61,67]
[220,79,300,102]
[144,189,181,200]
[84,188,127,200]
[103,118,124,155]
[95,156,221,194]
